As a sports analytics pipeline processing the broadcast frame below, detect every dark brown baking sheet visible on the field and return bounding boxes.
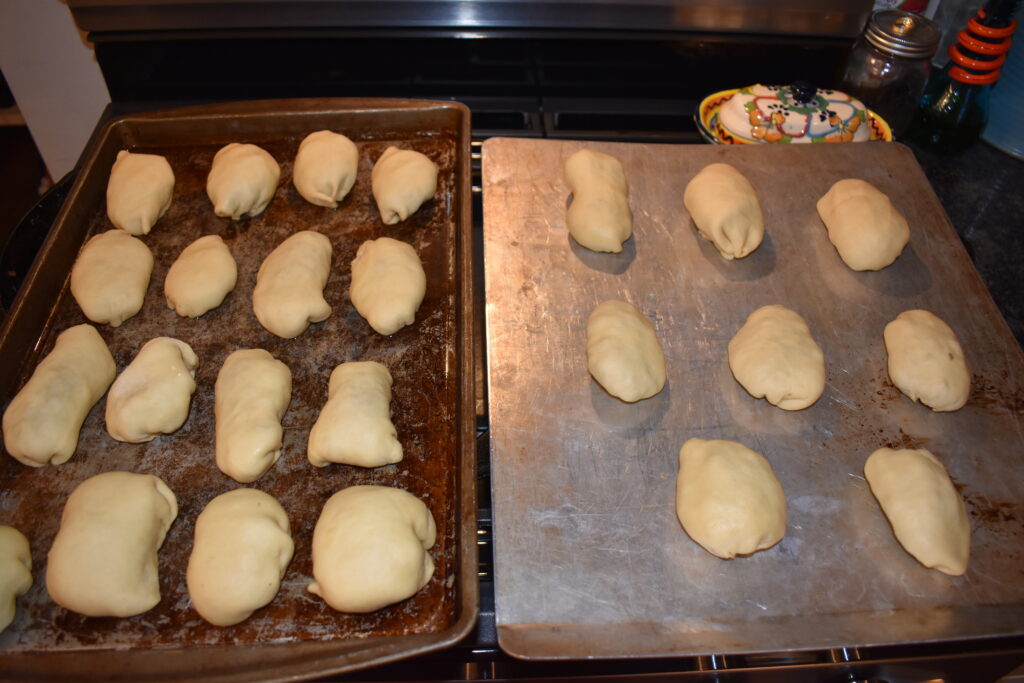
[0,99,476,681]
[483,137,1024,660]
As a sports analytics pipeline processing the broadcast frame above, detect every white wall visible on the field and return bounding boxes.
[0,0,111,179]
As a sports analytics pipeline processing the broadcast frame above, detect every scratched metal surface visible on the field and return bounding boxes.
[0,100,475,680]
[482,137,1024,660]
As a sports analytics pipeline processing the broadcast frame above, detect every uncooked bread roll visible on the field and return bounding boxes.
[884,310,970,412]
[187,488,293,626]
[165,235,238,318]
[727,305,826,411]
[293,130,359,208]
[816,178,910,271]
[564,148,632,253]
[105,337,198,443]
[675,438,786,559]
[350,237,426,335]
[0,526,32,633]
[585,300,666,403]
[106,150,175,235]
[308,361,402,468]
[70,229,154,327]
[206,143,280,219]
[308,485,435,613]
[2,324,116,467]
[864,447,970,576]
[46,471,178,617]
[683,162,764,259]
[253,230,332,339]
[215,349,292,483]
[371,146,438,224]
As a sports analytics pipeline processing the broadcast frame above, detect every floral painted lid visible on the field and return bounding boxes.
[715,83,874,144]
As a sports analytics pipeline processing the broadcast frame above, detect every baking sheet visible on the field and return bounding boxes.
[0,99,476,681]
[483,137,1024,660]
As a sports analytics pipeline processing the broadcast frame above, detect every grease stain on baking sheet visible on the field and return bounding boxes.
[969,373,1024,414]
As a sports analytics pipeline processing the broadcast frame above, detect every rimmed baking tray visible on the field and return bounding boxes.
[0,98,476,680]
[483,137,1024,660]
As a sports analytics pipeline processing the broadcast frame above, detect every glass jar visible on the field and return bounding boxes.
[841,9,940,138]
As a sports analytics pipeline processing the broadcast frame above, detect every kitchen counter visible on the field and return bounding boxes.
[903,138,1024,348]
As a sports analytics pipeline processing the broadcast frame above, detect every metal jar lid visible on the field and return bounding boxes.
[864,9,940,59]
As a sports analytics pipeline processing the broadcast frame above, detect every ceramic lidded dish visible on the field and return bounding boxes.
[697,83,893,144]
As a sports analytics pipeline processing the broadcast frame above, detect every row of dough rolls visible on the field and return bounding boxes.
[109,131,438,230]
[565,149,910,272]
[11,470,433,626]
[568,147,972,576]
[673,438,970,576]
[70,223,427,338]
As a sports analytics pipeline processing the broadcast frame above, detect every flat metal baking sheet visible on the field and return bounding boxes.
[482,137,1024,660]
[0,99,476,681]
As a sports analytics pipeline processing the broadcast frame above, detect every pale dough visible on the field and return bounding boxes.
[683,162,764,259]
[70,229,154,327]
[292,130,359,208]
[371,146,438,224]
[46,471,178,617]
[585,299,666,403]
[106,150,175,235]
[0,526,32,633]
[2,324,116,467]
[308,361,402,468]
[864,447,970,576]
[675,438,787,559]
[206,143,280,219]
[727,305,826,411]
[252,230,333,339]
[884,309,970,412]
[215,349,292,483]
[563,148,632,253]
[308,485,435,613]
[164,235,238,318]
[816,178,910,271]
[186,488,293,626]
[105,337,198,443]
[349,237,426,335]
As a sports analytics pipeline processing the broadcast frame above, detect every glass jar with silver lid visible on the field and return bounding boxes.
[841,9,941,138]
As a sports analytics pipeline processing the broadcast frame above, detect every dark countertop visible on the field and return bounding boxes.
[903,138,1024,349]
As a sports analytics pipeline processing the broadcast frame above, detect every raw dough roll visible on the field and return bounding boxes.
[884,309,970,412]
[105,337,199,443]
[106,150,175,235]
[308,361,402,468]
[215,349,292,483]
[563,148,632,253]
[676,438,787,559]
[727,305,826,411]
[2,324,116,467]
[349,237,426,335]
[683,162,764,260]
[293,130,359,208]
[70,229,154,327]
[46,471,178,617]
[165,235,238,318]
[0,526,32,633]
[816,178,910,271]
[187,488,294,626]
[864,447,970,576]
[308,485,435,613]
[585,299,666,403]
[371,146,438,224]
[206,143,280,219]
[253,230,333,339]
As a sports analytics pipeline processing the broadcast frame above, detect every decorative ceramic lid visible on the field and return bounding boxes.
[707,83,881,144]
